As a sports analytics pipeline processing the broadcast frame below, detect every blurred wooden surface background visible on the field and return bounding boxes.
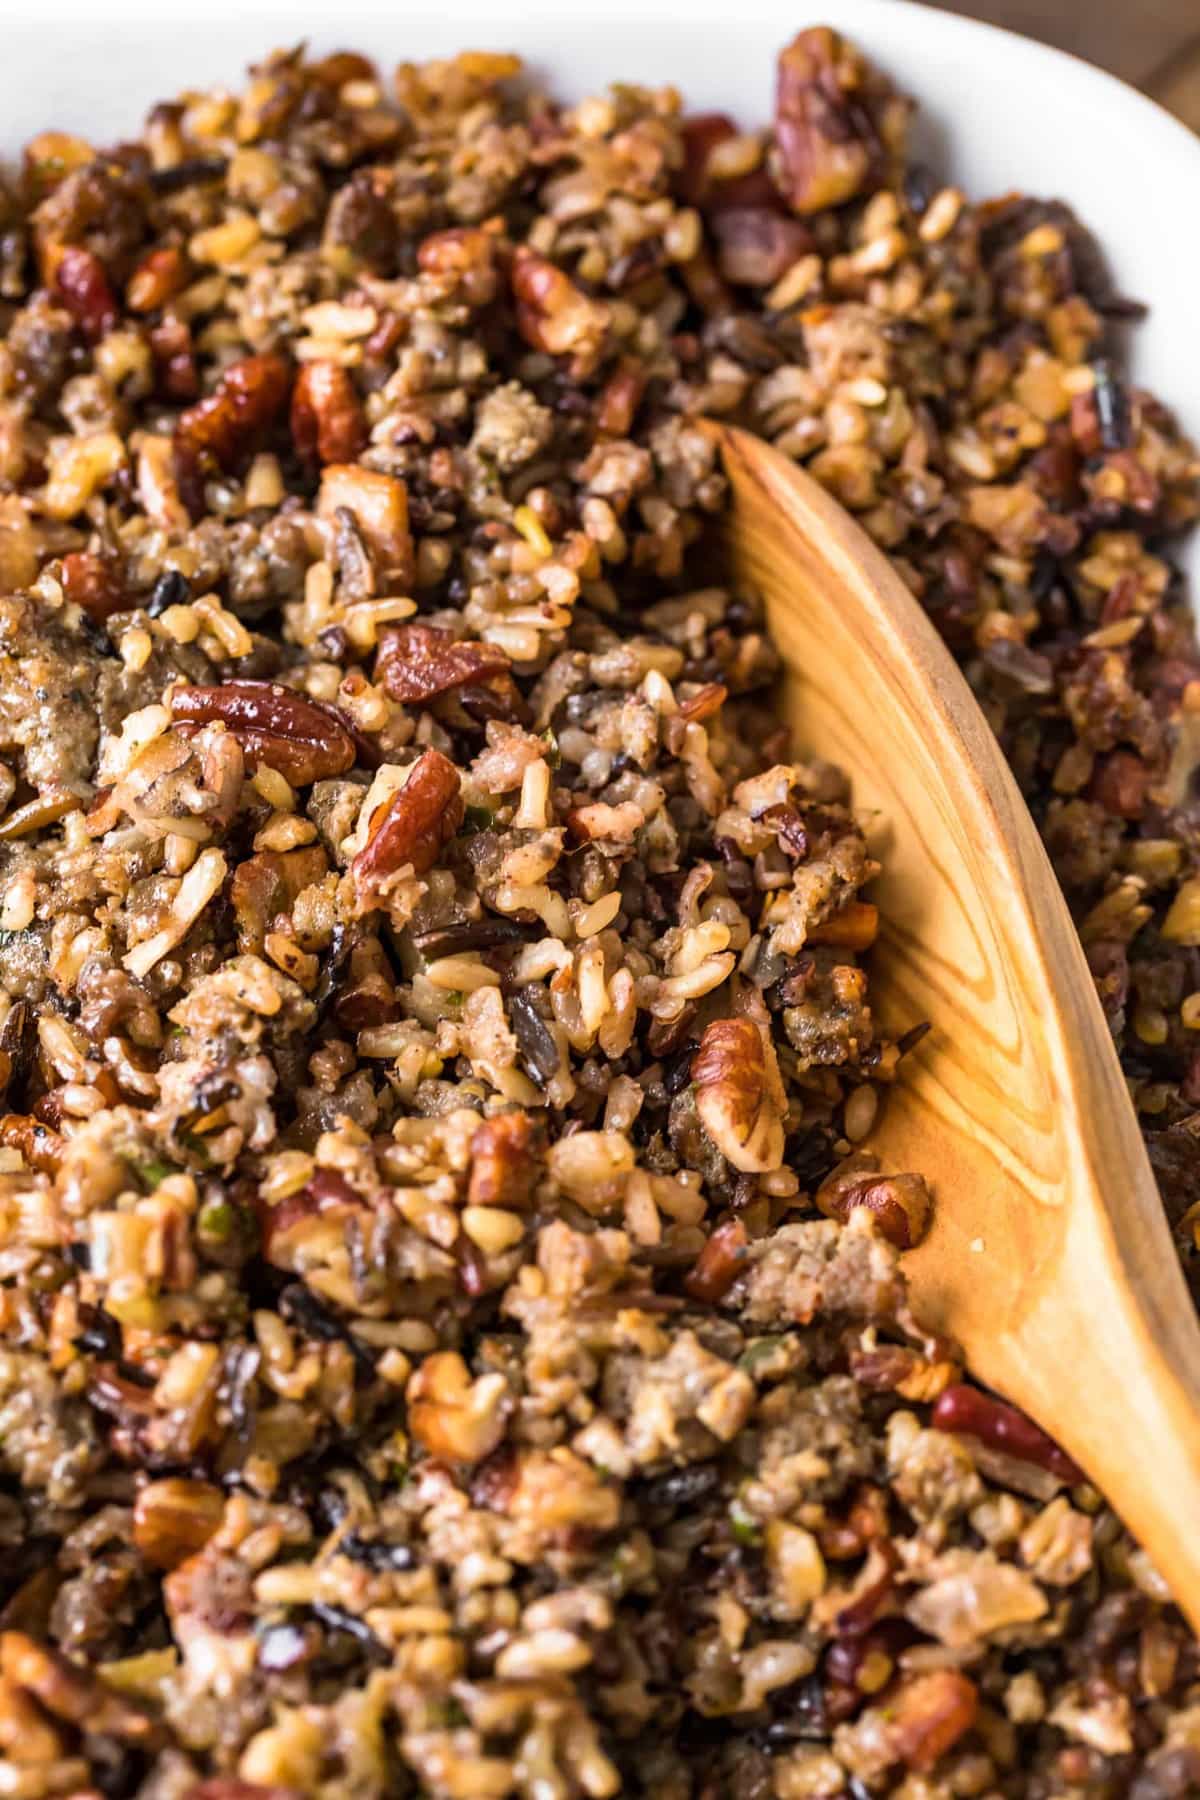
[928,2,1200,131]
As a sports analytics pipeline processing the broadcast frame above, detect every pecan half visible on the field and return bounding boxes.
[511,247,610,377]
[51,244,118,343]
[692,1017,787,1172]
[171,682,357,787]
[133,1478,225,1571]
[375,622,509,705]
[774,28,893,216]
[290,360,367,466]
[317,464,412,588]
[931,1384,1083,1484]
[407,1351,509,1465]
[817,1166,931,1250]
[352,749,464,889]
[468,1112,538,1209]
[174,353,291,503]
[885,1669,979,1773]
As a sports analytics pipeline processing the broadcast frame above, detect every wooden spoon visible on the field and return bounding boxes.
[716,422,1200,1630]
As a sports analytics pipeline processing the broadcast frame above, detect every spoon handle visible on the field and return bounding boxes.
[717,423,1200,1631]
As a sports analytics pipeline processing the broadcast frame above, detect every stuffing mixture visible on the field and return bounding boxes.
[0,26,1198,1800]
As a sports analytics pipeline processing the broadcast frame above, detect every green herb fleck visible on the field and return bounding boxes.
[129,1156,178,1192]
[462,804,495,833]
[540,728,562,770]
[729,1501,762,1548]
[197,1198,236,1241]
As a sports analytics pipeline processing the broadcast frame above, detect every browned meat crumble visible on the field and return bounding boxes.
[0,27,1197,1800]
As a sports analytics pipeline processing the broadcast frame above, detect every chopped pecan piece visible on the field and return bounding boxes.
[51,244,118,343]
[712,206,813,287]
[290,360,367,466]
[263,1169,364,1267]
[596,361,648,436]
[317,464,412,588]
[692,1017,787,1172]
[352,749,463,889]
[808,900,879,949]
[171,681,357,787]
[678,681,728,724]
[127,244,189,313]
[230,845,330,955]
[511,247,610,377]
[931,1384,1083,1484]
[679,113,738,206]
[417,226,500,307]
[0,1630,158,1741]
[817,1166,931,1250]
[174,352,291,504]
[375,622,509,705]
[149,313,199,401]
[885,1669,979,1773]
[774,27,899,216]
[685,1217,749,1304]
[407,1351,510,1465]
[60,549,127,622]
[0,1114,65,1174]
[468,1112,538,1209]
[133,1478,225,1570]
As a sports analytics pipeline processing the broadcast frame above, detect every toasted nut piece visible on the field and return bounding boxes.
[692,1017,787,1172]
[174,353,291,496]
[318,464,412,587]
[127,245,189,313]
[808,900,879,949]
[407,1351,509,1464]
[0,1631,158,1741]
[774,27,901,216]
[685,1218,748,1304]
[817,1162,931,1250]
[60,549,127,622]
[51,243,118,342]
[134,1478,226,1570]
[884,1669,980,1773]
[765,1518,827,1613]
[417,226,500,307]
[352,748,463,890]
[290,360,367,465]
[375,622,509,705]
[511,247,610,376]
[171,681,357,787]
[468,1111,538,1209]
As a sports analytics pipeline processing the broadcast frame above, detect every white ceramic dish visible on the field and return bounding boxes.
[7,0,1200,587]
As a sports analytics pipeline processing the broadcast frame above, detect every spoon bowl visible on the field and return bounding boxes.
[716,421,1200,1630]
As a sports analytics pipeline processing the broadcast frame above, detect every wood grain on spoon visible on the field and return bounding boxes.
[715,421,1200,1631]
